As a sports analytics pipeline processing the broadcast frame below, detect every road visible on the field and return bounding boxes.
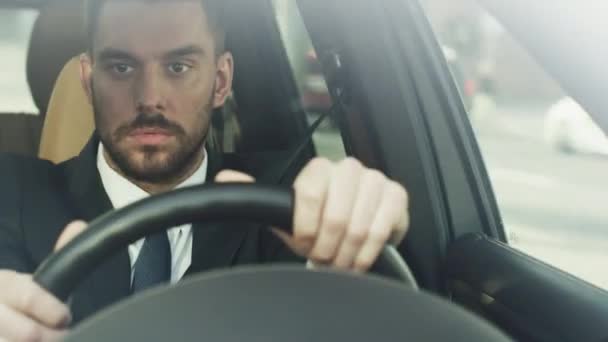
[314,107,608,290]
[475,109,608,289]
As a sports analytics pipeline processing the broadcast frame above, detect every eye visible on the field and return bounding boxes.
[168,62,191,74]
[111,63,134,75]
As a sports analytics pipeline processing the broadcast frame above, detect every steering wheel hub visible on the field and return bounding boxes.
[66,266,511,341]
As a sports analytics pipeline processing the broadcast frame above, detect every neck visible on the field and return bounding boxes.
[103,148,206,195]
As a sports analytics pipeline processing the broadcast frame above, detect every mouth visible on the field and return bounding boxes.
[127,127,174,145]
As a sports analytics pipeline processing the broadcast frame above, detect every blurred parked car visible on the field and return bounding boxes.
[544,97,608,155]
[442,45,476,110]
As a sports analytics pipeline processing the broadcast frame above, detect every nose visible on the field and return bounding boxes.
[135,67,166,113]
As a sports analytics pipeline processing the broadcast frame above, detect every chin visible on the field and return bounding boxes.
[126,162,177,184]
[133,150,173,169]
[117,150,171,179]
[107,139,202,183]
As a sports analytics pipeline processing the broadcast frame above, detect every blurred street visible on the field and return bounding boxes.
[477,106,608,289]
[314,104,608,290]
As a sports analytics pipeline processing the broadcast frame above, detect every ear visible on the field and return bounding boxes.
[79,53,94,105]
[212,51,234,108]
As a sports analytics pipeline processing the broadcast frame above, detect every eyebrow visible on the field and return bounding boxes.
[96,45,206,62]
[97,48,137,62]
[163,45,206,59]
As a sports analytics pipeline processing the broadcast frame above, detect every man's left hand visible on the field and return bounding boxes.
[216,157,409,272]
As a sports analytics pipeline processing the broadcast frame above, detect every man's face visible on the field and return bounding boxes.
[82,0,232,183]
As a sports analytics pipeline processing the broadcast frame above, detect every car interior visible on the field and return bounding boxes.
[1,0,608,341]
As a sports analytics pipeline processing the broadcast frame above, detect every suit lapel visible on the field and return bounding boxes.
[64,136,131,323]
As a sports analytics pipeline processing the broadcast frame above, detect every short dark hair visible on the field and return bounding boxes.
[85,0,226,55]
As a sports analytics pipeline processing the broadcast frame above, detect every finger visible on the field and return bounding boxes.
[0,304,67,342]
[309,158,363,264]
[391,195,409,245]
[291,158,333,255]
[0,271,71,329]
[215,169,255,183]
[353,181,408,272]
[387,181,409,245]
[332,170,385,269]
[54,220,88,252]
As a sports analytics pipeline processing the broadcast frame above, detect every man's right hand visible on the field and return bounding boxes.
[0,270,70,341]
[0,221,87,341]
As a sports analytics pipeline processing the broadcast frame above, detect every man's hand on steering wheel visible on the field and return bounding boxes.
[216,157,410,272]
[0,221,86,342]
[0,157,408,341]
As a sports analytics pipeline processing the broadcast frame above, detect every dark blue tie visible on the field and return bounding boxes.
[131,231,171,293]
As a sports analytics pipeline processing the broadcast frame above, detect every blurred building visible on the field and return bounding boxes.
[423,0,563,106]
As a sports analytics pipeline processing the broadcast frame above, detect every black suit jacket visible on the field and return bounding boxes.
[0,137,304,323]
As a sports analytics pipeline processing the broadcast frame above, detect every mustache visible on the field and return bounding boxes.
[114,113,185,139]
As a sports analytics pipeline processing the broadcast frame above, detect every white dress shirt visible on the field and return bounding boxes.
[97,143,207,284]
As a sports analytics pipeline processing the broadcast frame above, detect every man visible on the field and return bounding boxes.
[0,0,409,340]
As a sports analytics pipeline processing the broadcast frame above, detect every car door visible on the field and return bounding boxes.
[291,0,608,341]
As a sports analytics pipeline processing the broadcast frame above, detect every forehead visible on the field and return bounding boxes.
[94,0,213,57]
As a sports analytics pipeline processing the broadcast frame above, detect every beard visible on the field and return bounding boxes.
[92,87,213,184]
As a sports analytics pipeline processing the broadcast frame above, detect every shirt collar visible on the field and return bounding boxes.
[97,143,208,209]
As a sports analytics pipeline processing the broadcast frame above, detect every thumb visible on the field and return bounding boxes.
[215,169,255,183]
[54,220,88,252]
[271,228,309,257]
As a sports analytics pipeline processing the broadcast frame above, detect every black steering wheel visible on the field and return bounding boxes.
[33,184,511,341]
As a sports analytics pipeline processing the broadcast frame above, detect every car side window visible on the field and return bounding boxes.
[272,0,347,161]
[423,0,608,289]
[0,9,38,113]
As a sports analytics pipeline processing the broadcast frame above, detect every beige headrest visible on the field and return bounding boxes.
[38,57,95,164]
